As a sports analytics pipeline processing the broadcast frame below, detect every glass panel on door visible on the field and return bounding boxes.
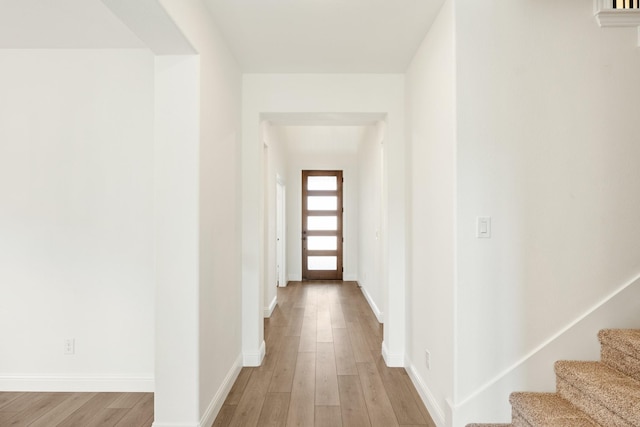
[307,176,337,191]
[307,196,338,211]
[307,236,338,251]
[307,216,338,231]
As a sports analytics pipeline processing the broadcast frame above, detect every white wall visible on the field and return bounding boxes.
[452,0,640,424]
[404,1,456,424]
[242,74,407,366]
[272,126,362,283]
[154,54,200,425]
[357,124,384,321]
[158,1,243,426]
[0,50,155,390]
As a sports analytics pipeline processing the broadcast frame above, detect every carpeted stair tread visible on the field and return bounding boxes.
[598,329,640,355]
[509,392,598,426]
[465,424,511,427]
[555,360,640,426]
[599,329,640,381]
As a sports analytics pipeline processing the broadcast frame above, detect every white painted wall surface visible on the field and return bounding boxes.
[0,50,155,390]
[242,74,406,365]
[273,126,361,283]
[357,124,384,321]
[404,1,456,423]
[453,0,640,424]
[153,54,200,426]
[159,1,243,425]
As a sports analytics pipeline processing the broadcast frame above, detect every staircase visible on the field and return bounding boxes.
[467,329,640,427]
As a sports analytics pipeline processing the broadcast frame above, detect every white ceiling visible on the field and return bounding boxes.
[204,0,445,73]
[0,0,144,49]
[0,0,445,73]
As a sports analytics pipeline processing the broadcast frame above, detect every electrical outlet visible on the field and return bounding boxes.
[425,349,431,370]
[64,339,75,355]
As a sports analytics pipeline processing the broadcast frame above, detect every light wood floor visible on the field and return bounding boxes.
[0,391,153,426]
[213,281,436,427]
[0,281,436,427]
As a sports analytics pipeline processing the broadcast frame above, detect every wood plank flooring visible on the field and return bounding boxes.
[214,281,437,427]
[0,392,153,427]
[0,281,436,427]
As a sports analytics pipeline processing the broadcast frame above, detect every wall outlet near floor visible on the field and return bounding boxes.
[64,338,75,355]
[425,349,431,370]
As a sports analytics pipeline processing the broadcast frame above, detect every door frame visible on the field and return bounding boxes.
[301,170,343,281]
[276,177,286,287]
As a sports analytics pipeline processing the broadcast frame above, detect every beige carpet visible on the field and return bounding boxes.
[467,329,640,427]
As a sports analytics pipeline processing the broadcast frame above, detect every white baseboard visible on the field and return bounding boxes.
[344,274,358,281]
[288,274,301,282]
[243,340,266,367]
[406,363,446,427]
[199,353,242,427]
[264,296,277,318]
[0,374,154,392]
[152,422,198,427]
[381,341,404,367]
[359,284,384,323]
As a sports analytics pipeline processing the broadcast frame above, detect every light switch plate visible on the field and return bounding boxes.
[476,217,491,238]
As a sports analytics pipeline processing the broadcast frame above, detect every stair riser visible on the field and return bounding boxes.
[602,344,640,382]
[511,410,531,427]
[556,377,634,427]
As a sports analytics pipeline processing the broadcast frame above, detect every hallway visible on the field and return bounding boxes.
[213,281,436,427]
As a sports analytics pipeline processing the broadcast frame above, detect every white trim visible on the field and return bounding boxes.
[454,272,640,408]
[595,10,640,27]
[243,340,266,367]
[594,0,640,46]
[381,341,404,367]
[264,296,277,318]
[288,274,301,282]
[594,0,615,12]
[0,374,153,392]
[360,284,384,323]
[445,399,456,427]
[344,274,358,281]
[199,353,242,427]
[152,423,198,427]
[278,281,288,287]
[406,363,446,427]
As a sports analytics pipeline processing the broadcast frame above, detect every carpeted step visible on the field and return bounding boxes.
[466,424,511,427]
[509,392,598,426]
[599,329,640,382]
[555,360,640,427]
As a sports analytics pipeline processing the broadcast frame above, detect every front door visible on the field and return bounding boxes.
[301,170,343,280]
